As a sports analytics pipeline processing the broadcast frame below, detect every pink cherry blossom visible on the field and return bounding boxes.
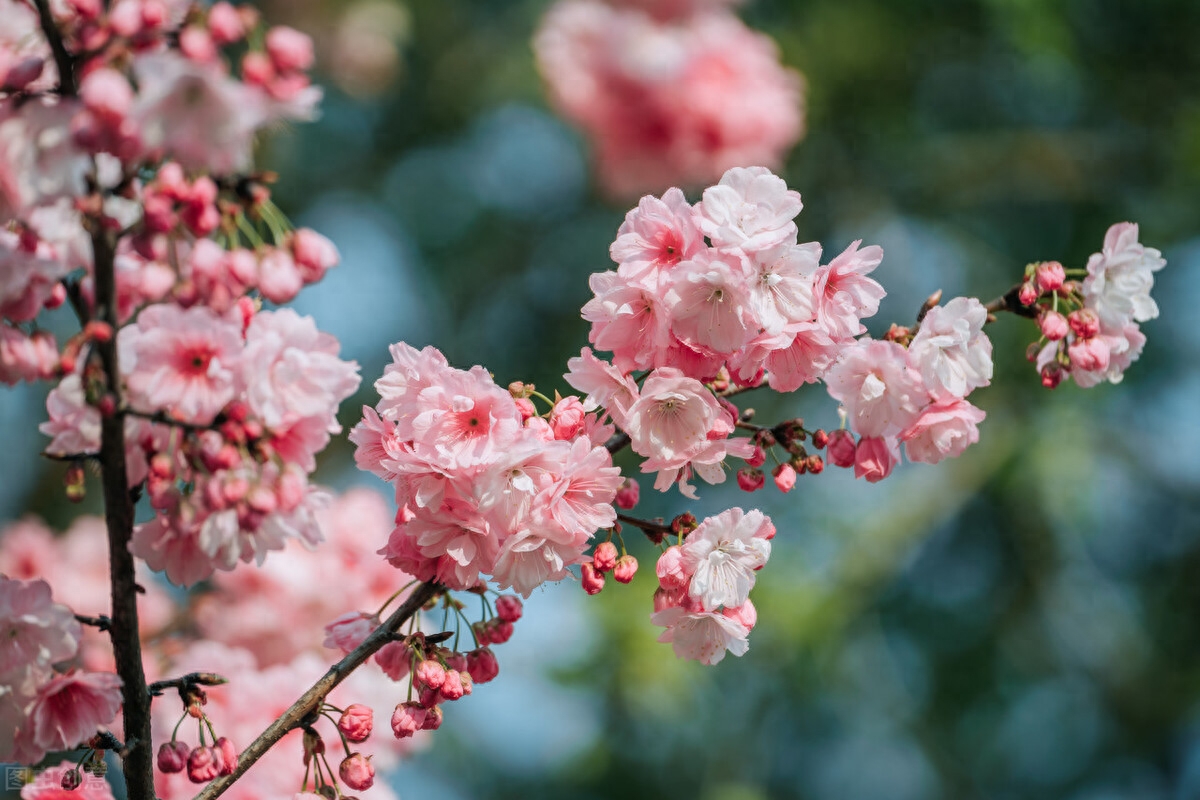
[812,240,886,339]
[0,230,71,323]
[679,508,772,610]
[0,577,80,684]
[132,52,267,173]
[581,269,672,372]
[563,348,642,424]
[651,605,750,665]
[610,187,704,286]
[119,304,244,424]
[1083,222,1166,328]
[907,297,993,400]
[665,249,758,356]
[853,436,898,483]
[534,4,803,196]
[900,399,986,465]
[824,339,929,438]
[241,309,361,469]
[27,670,122,753]
[696,166,803,254]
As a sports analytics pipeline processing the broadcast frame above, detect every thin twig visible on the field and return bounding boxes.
[75,613,112,632]
[191,582,443,800]
[148,672,229,697]
[616,513,673,538]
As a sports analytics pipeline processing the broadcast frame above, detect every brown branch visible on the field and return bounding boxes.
[605,431,630,455]
[616,513,673,538]
[148,672,229,697]
[191,581,443,800]
[90,225,156,800]
[32,0,76,97]
[75,613,112,632]
[122,407,224,435]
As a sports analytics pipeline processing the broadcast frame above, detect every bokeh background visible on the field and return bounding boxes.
[4,0,1200,798]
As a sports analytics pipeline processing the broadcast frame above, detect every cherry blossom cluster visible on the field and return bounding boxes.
[0,0,365,584]
[1023,223,1164,389]
[651,508,770,664]
[533,0,803,196]
[1,0,331,382]
[350,343,626,596]
[37,302,360,586]
[0,576,122,768]
[2,492,424,799]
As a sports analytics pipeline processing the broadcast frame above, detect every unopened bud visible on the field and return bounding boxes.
[825,429,857,468]
[157,740,189,773]
[339,754,375,792]
[1039,310,1069,341]
[592,541,618,572]
[1018,281,1039,306]
[613,554,638,584]
[338,704,374,743]
[772,463,796,492]
[614,477,639,510]
[61,768,82,790]
[805,455,825,474]
[736,467,765,492]
[494,595,522,623]
[1035,260,1066,293]
[812,429,829,449]
[580,562,605,595]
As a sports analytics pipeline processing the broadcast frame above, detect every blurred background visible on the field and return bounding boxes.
[4,0,1200,798]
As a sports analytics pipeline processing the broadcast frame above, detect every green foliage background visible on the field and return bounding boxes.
[6,1,1200,798]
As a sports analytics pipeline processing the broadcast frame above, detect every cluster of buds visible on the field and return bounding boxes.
[293,715,375,798]
[323,589,522,749]
[735,416,826,494]
[155,686,238,784]
[580,537,639,595]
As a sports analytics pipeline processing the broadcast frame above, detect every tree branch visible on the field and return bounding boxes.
[191,581,443,800]
[90,226,156,800]
[32,0,76,97]
[148,672,229,697]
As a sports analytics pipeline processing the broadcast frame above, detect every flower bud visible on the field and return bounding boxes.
[415,659,446,691]
[158,740,189,774]
[736,467,765,492]
[61,768,82,790]
[745,445,767,468]
[1067,308,1100,340]
[1035,260,1066,293]
[811,429,829,449]
[825,429,857,468]
[338,704,374,743]
[187,746,219,784]
[339,754,375,791]
[1018,280,1039,306]
[391,702,426,738]
[1068,337,1110,372]
[514,397,536,421]
[467,648,500,683]
[614,477,640,510]
[805,455,824,475]
[421,705,444,731]
[494,595,523,623]
[438,670,465,701]
[772,463,797,493]
[214,737,237,777]
[656,546,688,590]
[488,620,514,644]
[613,554,638,584]
[549,396,587,440]
[580,562,605,595]
[1039,310,1069,341]
[1040,363,1064,389]
[592,541,618,573]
